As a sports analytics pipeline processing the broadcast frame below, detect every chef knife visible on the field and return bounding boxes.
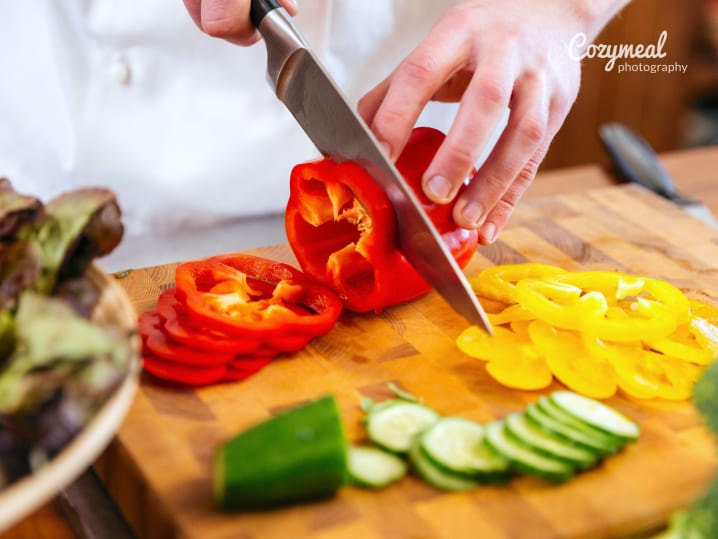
[249,0,492,332]
[599,122,718,228]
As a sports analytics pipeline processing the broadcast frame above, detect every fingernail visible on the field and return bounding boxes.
[481,222,497,244]
[461,201,485,226]
[427,176,452,200]
[380,141,394,161]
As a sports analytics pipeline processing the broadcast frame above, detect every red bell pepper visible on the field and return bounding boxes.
[285,126,478,313]
[175,253,343,342]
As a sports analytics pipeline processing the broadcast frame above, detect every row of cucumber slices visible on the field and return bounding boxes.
[348,390,640,491]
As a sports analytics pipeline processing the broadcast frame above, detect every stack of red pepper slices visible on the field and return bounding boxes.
[139,254,343,386]
[285,126,479,313]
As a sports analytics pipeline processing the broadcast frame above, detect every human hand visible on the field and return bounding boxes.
[359,0,627,244]
[182,0,297,46]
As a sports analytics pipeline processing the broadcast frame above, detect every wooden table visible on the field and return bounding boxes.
[3,145,718,539]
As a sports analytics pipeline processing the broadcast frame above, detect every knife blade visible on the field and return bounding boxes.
[250,0,492,332]
[599,122,718,228]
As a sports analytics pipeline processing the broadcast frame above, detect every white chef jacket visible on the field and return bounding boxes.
[0,0,463,236]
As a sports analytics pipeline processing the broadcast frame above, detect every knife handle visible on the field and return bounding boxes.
[598,122,678,199]
[250,0,282,27]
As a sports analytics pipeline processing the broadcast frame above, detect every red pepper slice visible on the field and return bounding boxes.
[139,311,233,366]
[156,288,264,354]
[285,126,478,313]
[175,253,343,341]
[225,356,274,381]
[142,353,228,386]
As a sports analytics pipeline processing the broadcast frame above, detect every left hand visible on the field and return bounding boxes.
[358,0,610,244]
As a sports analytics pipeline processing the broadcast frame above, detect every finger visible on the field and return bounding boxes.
[477,143,549,245]
[357,77,390,129]
[183,0,203,29]
[199,0,259,45]
[199,0,297,45]
[367,13,474,160]
[452,69,548,229]
[421,53,518,206]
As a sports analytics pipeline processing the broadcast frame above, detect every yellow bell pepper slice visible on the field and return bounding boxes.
[457,323,552,390]
[470,263,566,304]
[582,298,678,343]
[509,319,532,341]
[642,277,691,325]
[488,303,535,326]
[590,338,702,400]
[689,299,718,324]
[485,351,553,391]
[690,316,718,352]
[646,319,717,366]
[528,320,617,399]
[456,325,517,362]
[582,337,655,399]
[552,271,645,305]
[636,351,702,401]
[515,278,608,330]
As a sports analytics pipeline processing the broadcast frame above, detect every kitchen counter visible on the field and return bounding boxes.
[2,144,717,539]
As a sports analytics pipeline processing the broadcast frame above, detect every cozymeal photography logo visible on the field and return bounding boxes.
[569,30,687,74]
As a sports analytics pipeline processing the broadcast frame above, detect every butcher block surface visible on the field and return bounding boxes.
[98,184,718,539]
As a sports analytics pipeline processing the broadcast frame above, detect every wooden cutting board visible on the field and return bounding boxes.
[97,184,718,539]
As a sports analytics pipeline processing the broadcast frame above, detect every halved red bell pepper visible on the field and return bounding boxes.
[175,253,343,342]
[285,127,478,313]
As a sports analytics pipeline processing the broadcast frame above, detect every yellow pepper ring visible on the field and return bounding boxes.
[488,303,535,326]
[551,271,645,303]
[580,298,678,342]
[471,263,566,304]
[641,277,691,324]
[515,278,608,331]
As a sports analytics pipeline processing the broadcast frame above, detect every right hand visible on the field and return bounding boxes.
[182,0,298,46]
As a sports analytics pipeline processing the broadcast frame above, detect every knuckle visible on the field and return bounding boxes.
[398,53,440,87]
[517,115,546,146]
[490,198,518,223]
[442,142,479,174]
[501,162,539,204]
[476,78,511,108]
[372,106,408,141]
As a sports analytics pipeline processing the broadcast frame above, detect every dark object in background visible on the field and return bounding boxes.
[599,122,718,228]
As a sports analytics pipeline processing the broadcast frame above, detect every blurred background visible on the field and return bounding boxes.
[542,0,718,171]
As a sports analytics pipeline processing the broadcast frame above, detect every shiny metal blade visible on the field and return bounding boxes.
[257,9,492,332]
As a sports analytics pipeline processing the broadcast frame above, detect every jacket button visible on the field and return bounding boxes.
[108,55,131,85]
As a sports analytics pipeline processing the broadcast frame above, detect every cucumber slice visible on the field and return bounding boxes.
[484,421,575,482]
[408,438,480,492]
[536,397,625,452]
[419,417,510,478]
[214,396,347,510]
[366,401,440,453]
[549,391,640,441]
[525,403,616,456]
[504,412,598,469]
[347,445,408,488]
